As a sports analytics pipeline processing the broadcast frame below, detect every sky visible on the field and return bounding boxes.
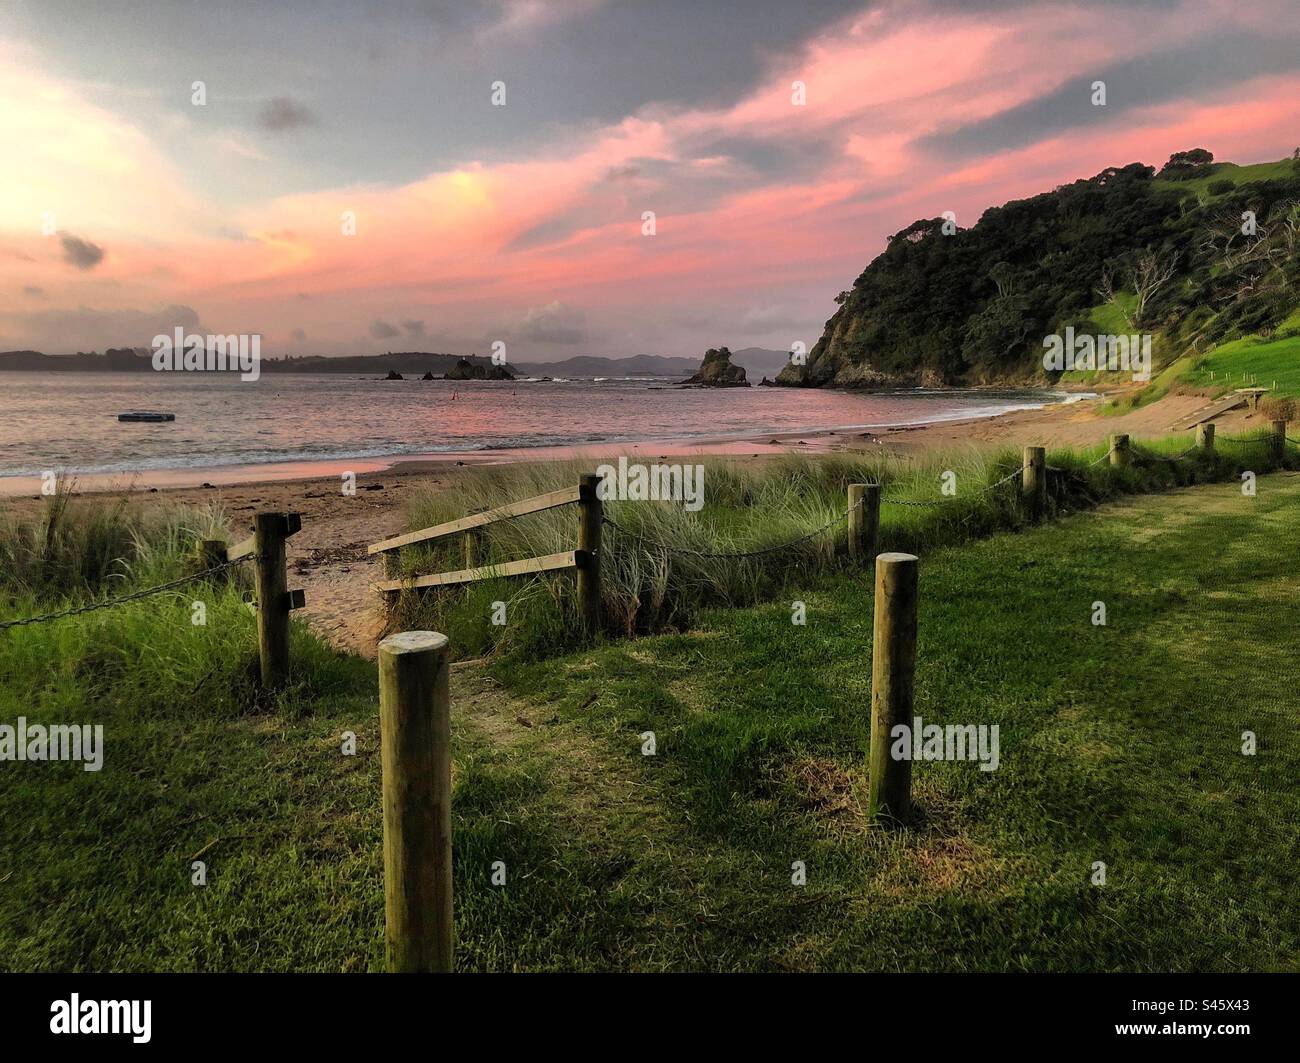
[2,0,1299,360]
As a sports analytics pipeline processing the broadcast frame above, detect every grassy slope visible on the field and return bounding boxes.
[5,472,1298,971]
[1151,158,1300,198]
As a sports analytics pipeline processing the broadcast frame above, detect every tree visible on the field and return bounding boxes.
[1129,249,1177,327]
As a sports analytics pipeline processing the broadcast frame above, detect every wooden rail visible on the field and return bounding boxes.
[377,550,584,592]
[227,534,256,562]
[370,479,603,631]
[368,486,581,556]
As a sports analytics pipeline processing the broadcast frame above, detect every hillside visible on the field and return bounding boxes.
[779,151,1300,390]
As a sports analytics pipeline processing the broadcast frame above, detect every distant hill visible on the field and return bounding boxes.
[779,150,1300,388]
[511,354,699,377]
[0,347,794,379]
[729,347,791,377]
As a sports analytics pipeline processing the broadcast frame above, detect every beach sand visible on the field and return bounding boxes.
[2,390,1263,657]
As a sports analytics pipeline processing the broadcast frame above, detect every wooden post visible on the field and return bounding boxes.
[1110,434,1131,467]
[383,550,402,581]
[254,512,293,688]
[1271,419,1287,465]
[847,483,881,561]
[199,539,228,579]
[576,474,602,634]
[1196,422,1215,452]
[379,631,453,973]
[1021,446,1046,521]
[463,530,483,569]
[869,553,918,825]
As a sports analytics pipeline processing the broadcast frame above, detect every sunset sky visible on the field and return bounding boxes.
[3,0,1300,359]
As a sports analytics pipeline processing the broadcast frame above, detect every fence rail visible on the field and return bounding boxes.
[369,477,604,631]
[368,485,581,556]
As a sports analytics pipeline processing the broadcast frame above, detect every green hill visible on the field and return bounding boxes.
[780,150,1300,393]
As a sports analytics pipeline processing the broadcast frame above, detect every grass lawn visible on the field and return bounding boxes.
[1152,158,1300,199]
[1183,332,1300,398]
[4,470,1298,971]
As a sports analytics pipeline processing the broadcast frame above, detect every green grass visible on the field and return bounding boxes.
[1183,333,1300,398]
[2,465,1299,970]
[1152,158,1300,199]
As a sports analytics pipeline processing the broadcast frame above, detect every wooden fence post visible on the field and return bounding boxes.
[199,538,228,578]
[576,474,602,634]
[847,483,881,561]
[868,552,918,825]
[254,512,297,688]
[1022,446,1046,521]
[1110,434,1131,468]
[1196,422,1215,452]
[1271,419,1287,465]
[379,631,453,973]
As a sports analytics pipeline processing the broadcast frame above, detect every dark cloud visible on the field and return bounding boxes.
[60,233,105,271]
[401,318,425,338]
[23,285,45,297]
[516,301,587,345]
[257,96,318,132]
[369,319,401,339]
[922,30,1300,160]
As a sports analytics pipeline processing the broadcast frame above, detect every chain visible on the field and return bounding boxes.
[0,555,253,632]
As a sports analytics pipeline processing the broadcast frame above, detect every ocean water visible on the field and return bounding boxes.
[0,371,1078,479]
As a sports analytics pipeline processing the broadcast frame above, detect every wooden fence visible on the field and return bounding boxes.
[367,474,604,631]
[203,511,305,688]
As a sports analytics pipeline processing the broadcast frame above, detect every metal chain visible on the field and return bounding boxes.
[0,555,253,632]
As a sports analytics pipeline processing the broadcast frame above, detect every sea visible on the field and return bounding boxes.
[0,371,1085,486]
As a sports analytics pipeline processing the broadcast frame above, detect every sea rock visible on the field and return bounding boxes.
[445,358,515,381]
[680,346,749,387]
[421,370,435,380]
[384,369,404,380]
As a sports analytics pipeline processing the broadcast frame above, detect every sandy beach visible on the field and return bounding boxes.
[2,389,1263,657]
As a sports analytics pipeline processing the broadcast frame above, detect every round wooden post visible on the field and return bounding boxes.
[379,631,453,973]
[869,552,918,825]
[1196,423,1215,452]
[1110,434,1131,468]
[1271,419,1287,465]
[199,539,228,580]
[1021,446,1046,521]
[254,512,291,688]
[847,483,881,561]
[576,474,602,634]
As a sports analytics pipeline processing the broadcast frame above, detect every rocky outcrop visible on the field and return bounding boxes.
[384,369,404,380]
[445,358,514,381]
[681,346,749,387]
[421,371,435,380]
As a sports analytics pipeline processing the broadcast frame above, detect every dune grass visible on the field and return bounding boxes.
[388,432,1297,659]
[3,472,1297,970]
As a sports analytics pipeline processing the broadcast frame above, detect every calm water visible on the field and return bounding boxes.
[0,372,1078,479]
